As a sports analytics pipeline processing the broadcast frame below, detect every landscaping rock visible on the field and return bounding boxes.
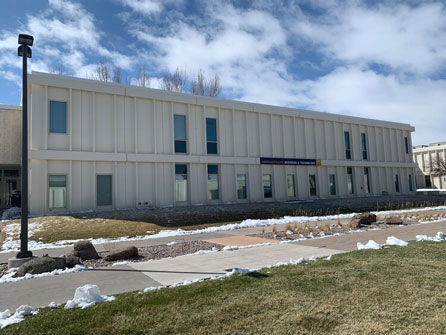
[72,241,100,260]
[383,216,404,225]
[15,256,65,277]
[104,246,139,261]
[350,213,377,226]
[63,255,81,268]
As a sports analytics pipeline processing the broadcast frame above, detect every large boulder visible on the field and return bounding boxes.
[105,246,139,261]
[15,256,65,277]
[383,216,404,225]
[350,213,377,227]
[63,255,82,268]
[72,241,100,260]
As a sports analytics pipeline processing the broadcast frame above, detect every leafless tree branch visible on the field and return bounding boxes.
[160,67,187,93]
[431,156,446,177]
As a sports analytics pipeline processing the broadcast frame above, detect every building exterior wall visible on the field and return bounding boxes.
[27,72,417,215]
[0,105,21,165]
[413,143,446,189]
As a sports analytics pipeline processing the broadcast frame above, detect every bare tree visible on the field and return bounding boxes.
[50,66,64,75]
[136,67,150,88]
[190,70,222,97]
[93,61,111,82]
[431,156,446,177]
[113,67,122,84]
[159,67,187,93]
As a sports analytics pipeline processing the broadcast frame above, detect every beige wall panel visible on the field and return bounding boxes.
[221,164,236,203]
[71,161,82,211]
[138,162,155,205]
[124,97,136,153]
[81,161,94,210]
[259,114,272,157]
[234,111,247,157]
[271,115,284,158]
[246,112,260,157]
[29,160,46,214]
[136,98,155,154]
[71,90,82,151]
[95,93,114,153]
[283,116,295,158]
[81,91,93,152]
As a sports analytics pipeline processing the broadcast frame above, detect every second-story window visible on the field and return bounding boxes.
[206,118,218,154]
[404,137,409,154]
[174,115,187,154]
[344,131,351,160]
[361,133,368,160]
[49,101,67,133]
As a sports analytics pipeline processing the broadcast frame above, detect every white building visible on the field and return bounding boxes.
[4,72,418,215]
[413,142,446,189]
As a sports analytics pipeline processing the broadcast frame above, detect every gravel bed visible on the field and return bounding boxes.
[0,263,8,278]
[83,240,221,269]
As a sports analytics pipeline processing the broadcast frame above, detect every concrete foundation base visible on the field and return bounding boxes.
[8,256,36,269]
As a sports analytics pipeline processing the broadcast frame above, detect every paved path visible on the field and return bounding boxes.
[0,219,445,312]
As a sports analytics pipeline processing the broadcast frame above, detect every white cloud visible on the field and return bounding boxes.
[120,0,162,15]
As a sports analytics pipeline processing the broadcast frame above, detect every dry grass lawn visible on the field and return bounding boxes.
[2,241,446,334]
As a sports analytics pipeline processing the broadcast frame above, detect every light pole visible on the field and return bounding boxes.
[16,34,33,259]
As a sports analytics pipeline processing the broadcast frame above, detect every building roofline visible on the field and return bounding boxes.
[413,143,446,152]
[0,104,21,111]
[29,71,415,132]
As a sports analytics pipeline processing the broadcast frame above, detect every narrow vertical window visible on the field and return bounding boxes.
[408,174,413,192]
[404,137,409,154]
[48,175,66,209]
[347,167,354,194]
[329,174,336,195]
[344,131,351,160]
[237,174,247,199]
[175,164,188,202]
[97,175,112,206]
[207,165,219,200]
[287,175,296,198]
[361,133,368,160]
[49,101,67,133]
[395,174,400,193]
[363,168,371,194]
[263,174,272,198]
[206,118,218,154]
[309,174,317,196]
[174,115,187,153]
[425,175,432,188]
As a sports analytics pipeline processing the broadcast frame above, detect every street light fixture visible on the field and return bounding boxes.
[16,34,34,259]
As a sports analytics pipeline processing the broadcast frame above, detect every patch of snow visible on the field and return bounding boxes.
[166,241,177,246]
[143,286,161,293]
[111,261,133,266]
[386,236,408,246]
[357,240,381,250]
[192,247,219,255]
[0,265,87,284]
[1,207,21,220]
[416,232,445,242]
[222,242,273,251]
[48,302,59,308]
[0,305,36,329]
[64,284,115,309]
[325,255,332,261]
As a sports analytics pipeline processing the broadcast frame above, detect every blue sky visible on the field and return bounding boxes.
[0,0,445,145]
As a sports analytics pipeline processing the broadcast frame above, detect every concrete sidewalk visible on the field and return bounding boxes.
[0,219,445,312]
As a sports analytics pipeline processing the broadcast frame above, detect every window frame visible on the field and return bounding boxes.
[48,174,67,209]
[207,164,220,201]
[236,174,247,200]
[408,174,413,192]
[49,100,67,134]
[404,137,409,154]
[347,167,355,195]
[96,174,113,207]
[363,167,371,194]
[329,174,337,196]
[263,174,273,199]
[344,131,352,160]
[173,114,187,154]
[361,132,368,160]
[206,117,218,155]
[309,174,317,197]
[287,174,296,198]
[394,174,400,193]
[175,164,188,202]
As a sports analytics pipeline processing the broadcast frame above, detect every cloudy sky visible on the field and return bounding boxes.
[0,0,445,145]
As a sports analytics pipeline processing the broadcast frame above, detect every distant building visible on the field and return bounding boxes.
[0,72,417,215]
[413,142,446,189]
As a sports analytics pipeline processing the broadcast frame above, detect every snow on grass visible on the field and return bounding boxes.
[386,236,409,246]
[64,284,115,310]
[0,305,37,329]
[357,240,382,250]
[0,265,87,284]
[416,232,445,242]
[2,205,446,253]
[111,261,134,266]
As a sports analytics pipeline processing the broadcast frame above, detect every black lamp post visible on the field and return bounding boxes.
[16,34,33,259]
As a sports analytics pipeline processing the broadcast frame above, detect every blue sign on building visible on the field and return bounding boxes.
[260,157,321,166]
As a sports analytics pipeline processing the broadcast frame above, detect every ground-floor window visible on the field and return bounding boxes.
[395,174,400,193]
[287,174,296,198]
[237,174,247,199]
[207,165,219,200]
[48,175,66,209]
[309,174,317,196]
[408,174,413,192]
[347,167,354,195]
[363,168,371,194]
[329,174,336,195]
[97,175,112,206]
[263,174,272,198]
[425,175,432,188]
[175,164,188,202]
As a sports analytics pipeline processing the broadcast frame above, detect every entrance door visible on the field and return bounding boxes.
[0,168,20,208]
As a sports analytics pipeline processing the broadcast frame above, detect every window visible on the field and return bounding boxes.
[207,165,219,200]
[425,175,432,188]
[344,131,351,160]
[364,168,371,194]
[49,101,67,133]
[4,170,19,177]
[263,174,272,198]
[347,167,354,194]
[287,175,296,198]
[206,118,218,154]
[97,175,112,206]
[329,174,336,195]
[394,174,400,193]
[404,137,409,154]
[237,174,247,199]
[175,164,188,202]
[49,175,66,209]
[174,115,187,153]
[361,133,368,160]
[309,174,317,196]
[408,174,413,192]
